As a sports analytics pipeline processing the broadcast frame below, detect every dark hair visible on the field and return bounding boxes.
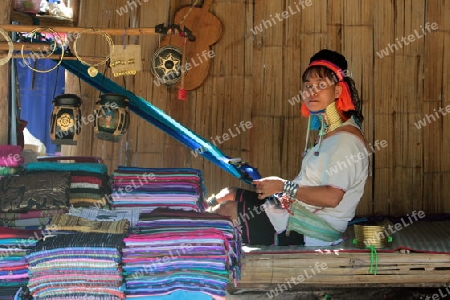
[301,49,364,124]
[301,66,338,83]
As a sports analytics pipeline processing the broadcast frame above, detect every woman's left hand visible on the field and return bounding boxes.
[252,176,285,199]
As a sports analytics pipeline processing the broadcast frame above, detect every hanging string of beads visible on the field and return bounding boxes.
[179,0,200,25]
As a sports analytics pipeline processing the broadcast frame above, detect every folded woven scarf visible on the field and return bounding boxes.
[286,201,342,242]
[48,214,129,235]
[0,172,71,212]
[25,162,107,174]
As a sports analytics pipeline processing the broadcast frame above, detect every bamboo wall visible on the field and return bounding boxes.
[63,0,450,216]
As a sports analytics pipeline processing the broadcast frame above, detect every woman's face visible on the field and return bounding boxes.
[302,72,342,112]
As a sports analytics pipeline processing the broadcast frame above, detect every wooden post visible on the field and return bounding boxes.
[0,1,11,145]
[70,0,79,27]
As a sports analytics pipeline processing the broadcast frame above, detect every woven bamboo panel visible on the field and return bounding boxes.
[423,173,443,213]
[373,168,392,214]
[444,173,450,212]
[423,102,444,173]
[58,0,450,215]
[236,252,450,287]
[444,109,450,172]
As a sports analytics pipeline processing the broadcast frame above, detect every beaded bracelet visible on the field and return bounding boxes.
[283,180,299,199]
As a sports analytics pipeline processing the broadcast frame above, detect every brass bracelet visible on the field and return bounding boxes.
[20,27,64,73]
[0,28,13,66]
[73,29,113,77]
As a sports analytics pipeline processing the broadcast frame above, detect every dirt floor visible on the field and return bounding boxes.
[226,287,450,300]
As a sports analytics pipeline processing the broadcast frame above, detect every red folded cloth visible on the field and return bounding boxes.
[0,226,41,239]
[0,145,24,167]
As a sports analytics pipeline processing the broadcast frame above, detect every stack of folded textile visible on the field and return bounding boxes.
[25,232,126,299]
[111,167,206,212]
[0,209,67,230]
[122,208,241,299]
[25,162,111,208]
[0,227,43,299]
[0,145,24,179]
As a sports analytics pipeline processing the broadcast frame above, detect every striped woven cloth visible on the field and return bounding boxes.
[25,233,125,299]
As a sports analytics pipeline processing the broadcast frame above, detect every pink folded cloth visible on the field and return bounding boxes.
[0,145,24,167]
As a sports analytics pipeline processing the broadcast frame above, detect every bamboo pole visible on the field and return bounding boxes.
[0,44,106,62]
[0,1,11,144]
[11,54,105,61]
[0,25,157,35]
[0,41,110,62]
[0,41,51,51]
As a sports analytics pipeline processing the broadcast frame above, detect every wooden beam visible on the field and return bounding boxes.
[70,0,79,28]
[0,41,55,52]
[0,24,157,36]
[0,1,11,145]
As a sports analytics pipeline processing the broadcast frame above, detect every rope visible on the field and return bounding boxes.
[179,0,201,25]
[367,245,379,275]
[178,36,188,100]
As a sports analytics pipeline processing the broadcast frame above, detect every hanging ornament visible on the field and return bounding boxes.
[110,44,142,77]
[154,0,222,91]
[87,66,99,77]
[49,94,82,145]
[93,93,130,142]
[150,45,183,85]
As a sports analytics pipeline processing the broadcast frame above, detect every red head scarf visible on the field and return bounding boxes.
[301,60,355,117]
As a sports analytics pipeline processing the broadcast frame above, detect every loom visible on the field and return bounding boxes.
[60,59,261,184]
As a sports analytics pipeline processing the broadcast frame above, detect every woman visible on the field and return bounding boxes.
[208,49,369,246]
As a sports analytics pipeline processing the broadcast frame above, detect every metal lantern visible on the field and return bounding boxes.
[94,93,130,142]
[50,94,82,145]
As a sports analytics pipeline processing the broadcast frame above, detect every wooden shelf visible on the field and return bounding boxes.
[10,11,74,27]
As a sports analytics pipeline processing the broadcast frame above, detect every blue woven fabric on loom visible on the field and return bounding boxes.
[60,60,251,183]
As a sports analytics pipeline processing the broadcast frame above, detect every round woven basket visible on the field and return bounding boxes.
[354,223,390,249]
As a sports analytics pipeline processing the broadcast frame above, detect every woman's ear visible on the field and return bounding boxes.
[334,83,343,99]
